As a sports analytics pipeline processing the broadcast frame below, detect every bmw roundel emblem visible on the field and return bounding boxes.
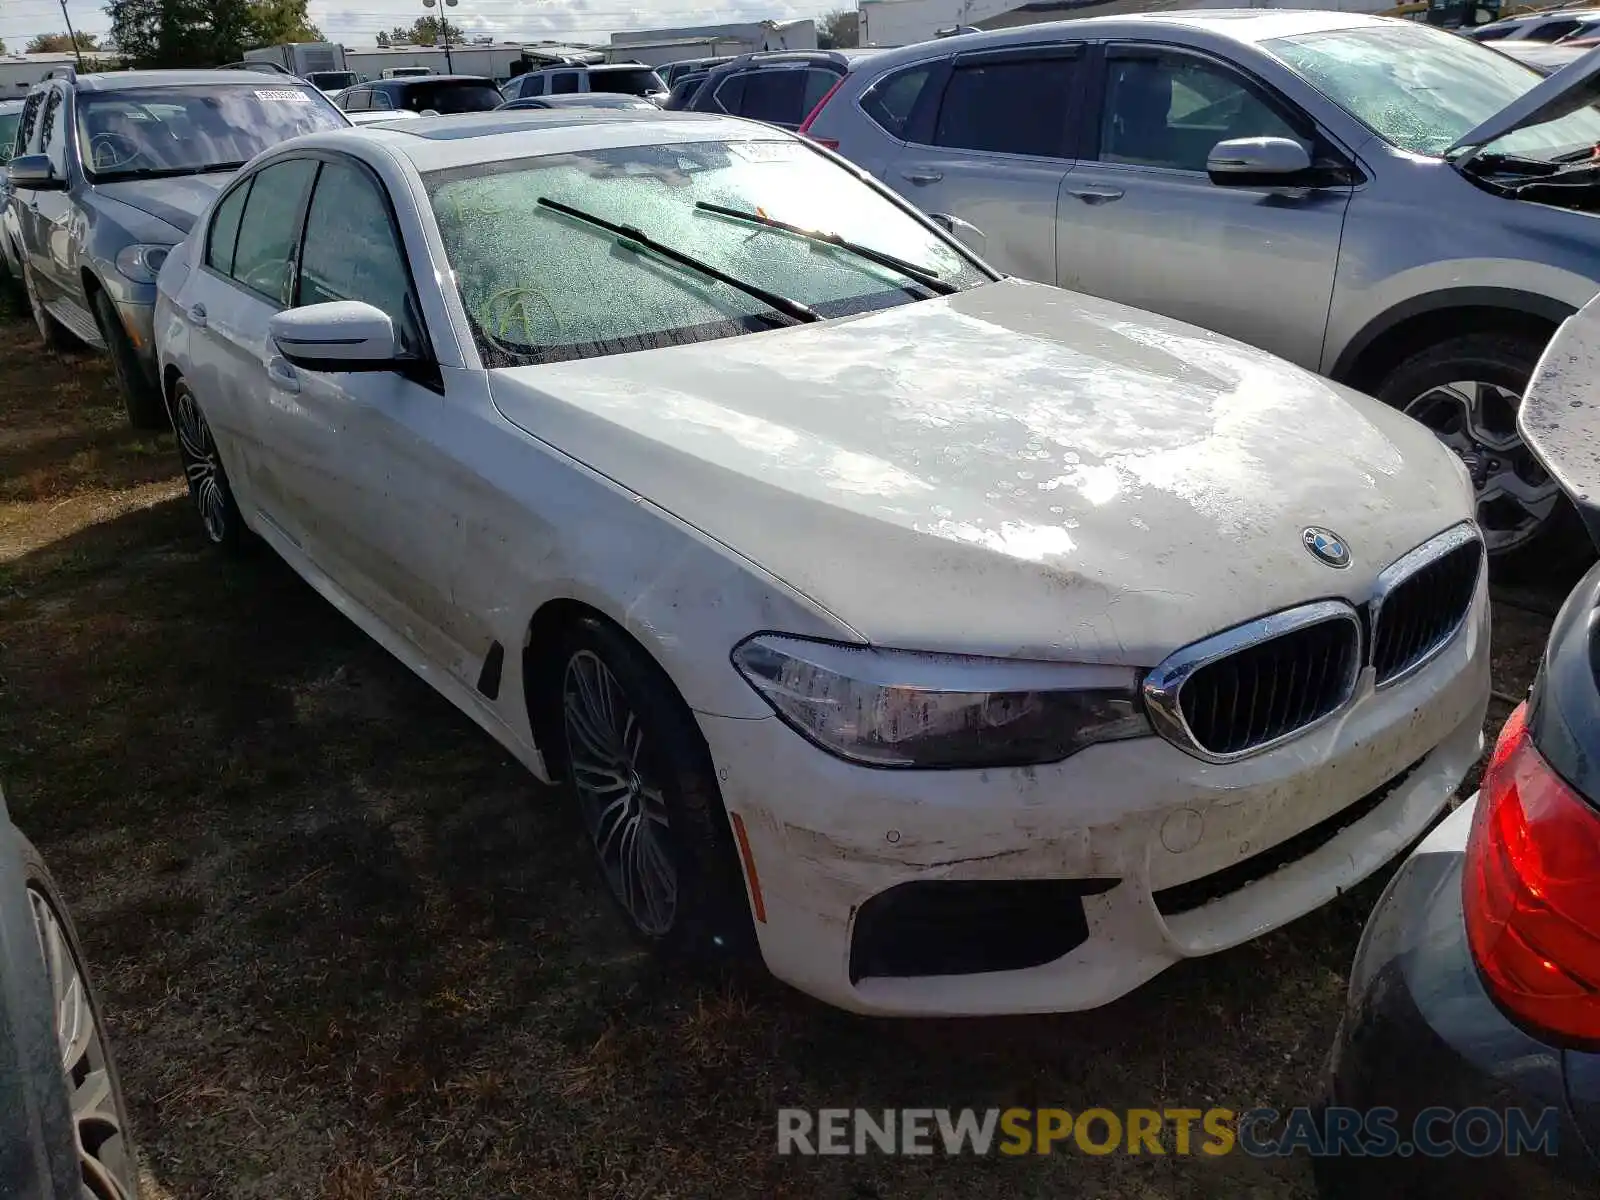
[1302,526,1351,569]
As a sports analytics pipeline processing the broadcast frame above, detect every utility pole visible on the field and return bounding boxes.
[422,0,457,73]
[57,0,85,70]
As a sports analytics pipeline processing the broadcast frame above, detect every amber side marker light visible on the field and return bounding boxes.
[1464,701,1600,1046]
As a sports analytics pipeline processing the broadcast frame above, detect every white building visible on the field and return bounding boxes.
[607,19,818,66]
[0,52,94,98]
[859,0,1398,47]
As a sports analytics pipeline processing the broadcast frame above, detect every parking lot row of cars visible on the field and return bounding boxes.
[2,12,1600,1195]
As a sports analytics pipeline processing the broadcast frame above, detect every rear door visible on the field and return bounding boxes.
[887,44,1086,285]
[1054,43,1352,369]
[180,156,319,533]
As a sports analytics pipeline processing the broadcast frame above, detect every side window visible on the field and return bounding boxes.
[524,74,547,97]
[551,72,579,94]
[295,158,422,354]
[372,89,395,111]
[933,55,1076,158]
[1099,54,1301,173]
[342,88,369,112]
[861,64,934,140]
[737,68,822,127]
[205,177,253,276]
[1473,26,1512,40]
[711,73,746,113]
[228,158,318,305]
[1534,18,1582,40]
[39,90,64,172]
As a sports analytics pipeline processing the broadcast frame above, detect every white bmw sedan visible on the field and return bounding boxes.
[154,111,1490,1016]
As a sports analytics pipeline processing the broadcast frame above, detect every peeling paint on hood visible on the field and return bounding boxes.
[488,279,1471,664]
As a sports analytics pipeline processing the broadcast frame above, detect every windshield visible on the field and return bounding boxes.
[0,111,20,164]
[307,71,356,90]
[1269,23,1600,158]
[76,85,346,180]
[426,139,988,367]
[401,81,502,113]
[591,68,667,97]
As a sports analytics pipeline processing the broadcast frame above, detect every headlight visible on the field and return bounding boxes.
[730,634,1152,769]
[114,243,170,284]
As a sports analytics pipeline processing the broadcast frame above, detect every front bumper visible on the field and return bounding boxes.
[1318,796,1599,1198]
[701,576,1491,1016]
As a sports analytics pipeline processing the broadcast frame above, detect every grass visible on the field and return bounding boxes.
[0,289,1561,1199]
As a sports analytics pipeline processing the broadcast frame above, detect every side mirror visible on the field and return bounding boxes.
[1206,137,1314,187]
[8,154,65,191]
[270,301,400,372]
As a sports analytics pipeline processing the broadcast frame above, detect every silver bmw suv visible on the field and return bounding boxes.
[803,12,1600,561]
[4,69,347,428]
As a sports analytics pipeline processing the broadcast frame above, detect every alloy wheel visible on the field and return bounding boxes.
[561,649,679,936]
[1404,379,1561,556]
[26,886,137,1200]
[174,387,229,544]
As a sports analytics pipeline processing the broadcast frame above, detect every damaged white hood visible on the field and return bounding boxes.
[489,279,1471,665]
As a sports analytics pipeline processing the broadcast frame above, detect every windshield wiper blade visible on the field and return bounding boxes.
[94,162,247,181]
[536,196,819,324]
[197,160,249,173]
[695,201,956,295]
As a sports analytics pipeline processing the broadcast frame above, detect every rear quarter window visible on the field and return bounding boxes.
[860,64,935,139]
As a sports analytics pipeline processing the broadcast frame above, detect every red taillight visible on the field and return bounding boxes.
[797,75,846,151]
[1464,701,1600,1046]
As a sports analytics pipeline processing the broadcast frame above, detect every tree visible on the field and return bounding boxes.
[405,15,464,45]
[249,0,324,46]
[107,0,257,67]
[375,31,390,47]
[817,8,859,49]
[25,32,99,53]
[0,38,7,54]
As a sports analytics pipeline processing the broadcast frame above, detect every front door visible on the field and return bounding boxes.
[20,88,77,311]
[261,154,478,680]
[886,44,1086,285]
[1055,45,1353,370]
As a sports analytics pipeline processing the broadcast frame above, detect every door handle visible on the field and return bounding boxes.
[188,302,207,328]
[1063,184,1125,205]
[901,169,943,185]
[266,355,300,395]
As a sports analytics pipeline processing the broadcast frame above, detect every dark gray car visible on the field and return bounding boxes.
[0,784,136,1200]
[3,69,347,428]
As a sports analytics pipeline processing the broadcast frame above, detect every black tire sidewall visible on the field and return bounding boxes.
[90,290,167,431]
[16,834,139,1197]
[550,616,756,962]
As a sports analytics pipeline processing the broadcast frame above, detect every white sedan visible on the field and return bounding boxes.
[154,110,1490,1016]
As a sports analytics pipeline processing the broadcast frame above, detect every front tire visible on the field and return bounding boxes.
[171,377,245,553]
[551,616,756,962]
[1376,332,1571,567]
[20,835,140,1200]
[90,289,168,430]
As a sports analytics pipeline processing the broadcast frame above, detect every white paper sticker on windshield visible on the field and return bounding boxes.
[255,89,314,102]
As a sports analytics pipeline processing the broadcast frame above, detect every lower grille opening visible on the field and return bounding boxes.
[849,878,1119,983]
[1152,758,1424,917]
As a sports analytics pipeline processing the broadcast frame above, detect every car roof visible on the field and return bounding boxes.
[302,110,774,172]
[584,62,655,71]
[851,8,1394,71]
[67,69,310,91]
[377,74,496,86]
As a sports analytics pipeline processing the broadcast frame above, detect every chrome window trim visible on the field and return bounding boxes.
[1142,599,1363,764]
[1368,521,1483,691]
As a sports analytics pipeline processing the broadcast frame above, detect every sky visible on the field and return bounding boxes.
[1,0,841,51]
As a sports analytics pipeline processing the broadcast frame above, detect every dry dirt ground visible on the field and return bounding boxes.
[0,293,1573,1200]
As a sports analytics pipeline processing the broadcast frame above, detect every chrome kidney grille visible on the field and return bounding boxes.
[1144,524,1482,762]
[1369,525,1484,688]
